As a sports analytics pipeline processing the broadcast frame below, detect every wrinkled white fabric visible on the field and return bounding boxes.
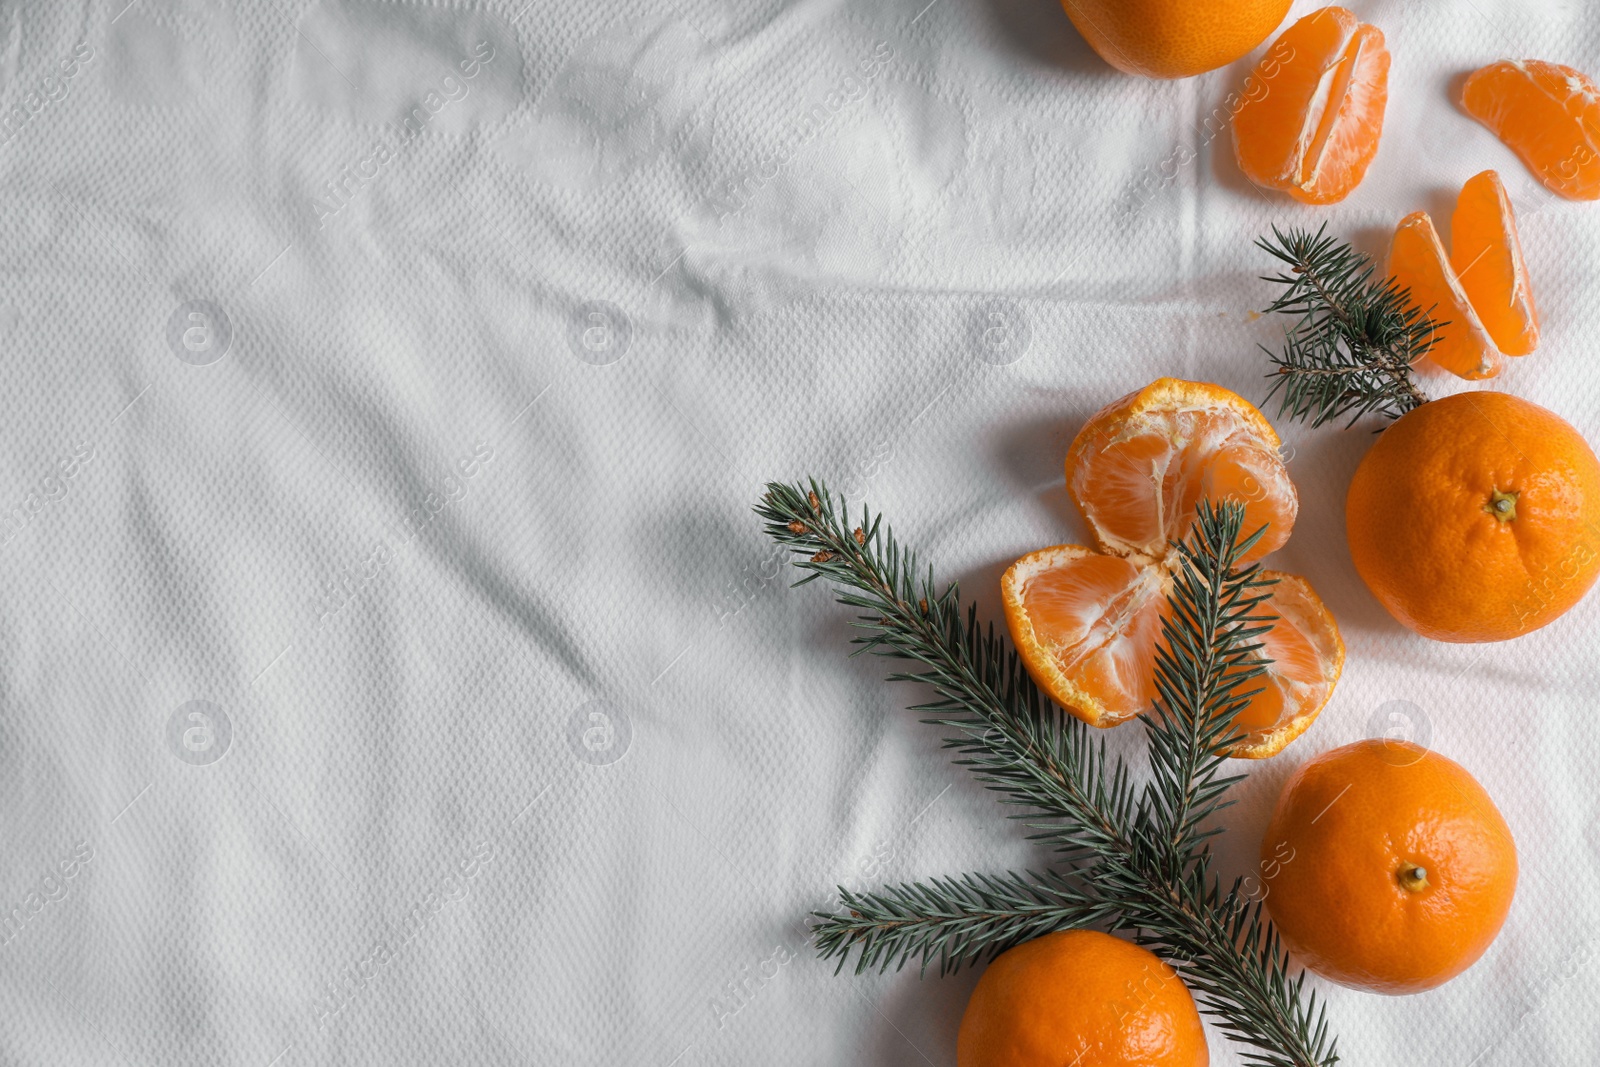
[0,0,1595,1064]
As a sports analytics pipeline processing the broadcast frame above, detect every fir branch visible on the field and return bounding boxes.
[1257,224,1434,427]
[1131,875,1333,1067]
[757,481,1139,865]
[814,870,1115,978]
[1139,503,1276,863]
[757,480,1337,1067]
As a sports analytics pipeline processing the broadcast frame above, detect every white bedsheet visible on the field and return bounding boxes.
[1,0,1596,1064]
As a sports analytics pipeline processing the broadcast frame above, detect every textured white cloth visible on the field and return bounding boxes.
[1,0,1597,1064]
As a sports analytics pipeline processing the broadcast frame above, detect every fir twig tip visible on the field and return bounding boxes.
[1257,226,1433,428]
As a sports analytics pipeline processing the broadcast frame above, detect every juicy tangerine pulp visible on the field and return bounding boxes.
[1004,550,1340,750]
[1232,6,1390,204]
[1004,547,1166,728]
[1460,59,1600,201]
[1388,211,1503,381]
[1067,400,1295,567]
[1234,574,1339,743]
[1451,170,1540,357]
[1002,381,1344,757]
[1388,169,1540,381]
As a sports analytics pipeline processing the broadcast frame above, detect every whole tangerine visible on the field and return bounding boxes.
[1059,0,1290,80]
[1346,391,1600,642]
[958,930,1208,1066]
[1260,739,1517,995]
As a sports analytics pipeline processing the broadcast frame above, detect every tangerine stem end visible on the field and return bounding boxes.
[1398,864,1430,893]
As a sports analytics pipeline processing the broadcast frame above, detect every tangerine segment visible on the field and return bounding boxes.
[1001,546,1166,728]
[1460,60,1600,201]
[1387,211,1503,381]
[1066,379,1297,568]
[1222,572,1344,759]
[1232,7,1390,205]
[1452,170,1539,356]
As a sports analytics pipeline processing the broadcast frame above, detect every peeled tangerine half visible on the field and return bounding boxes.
[1452,170,1540,356]
[1001,380,1344,758]
[1233,6,1390,205]
[1065,379,1297,568]
[1388,211,1503,381]
[1460,60,1600,201]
